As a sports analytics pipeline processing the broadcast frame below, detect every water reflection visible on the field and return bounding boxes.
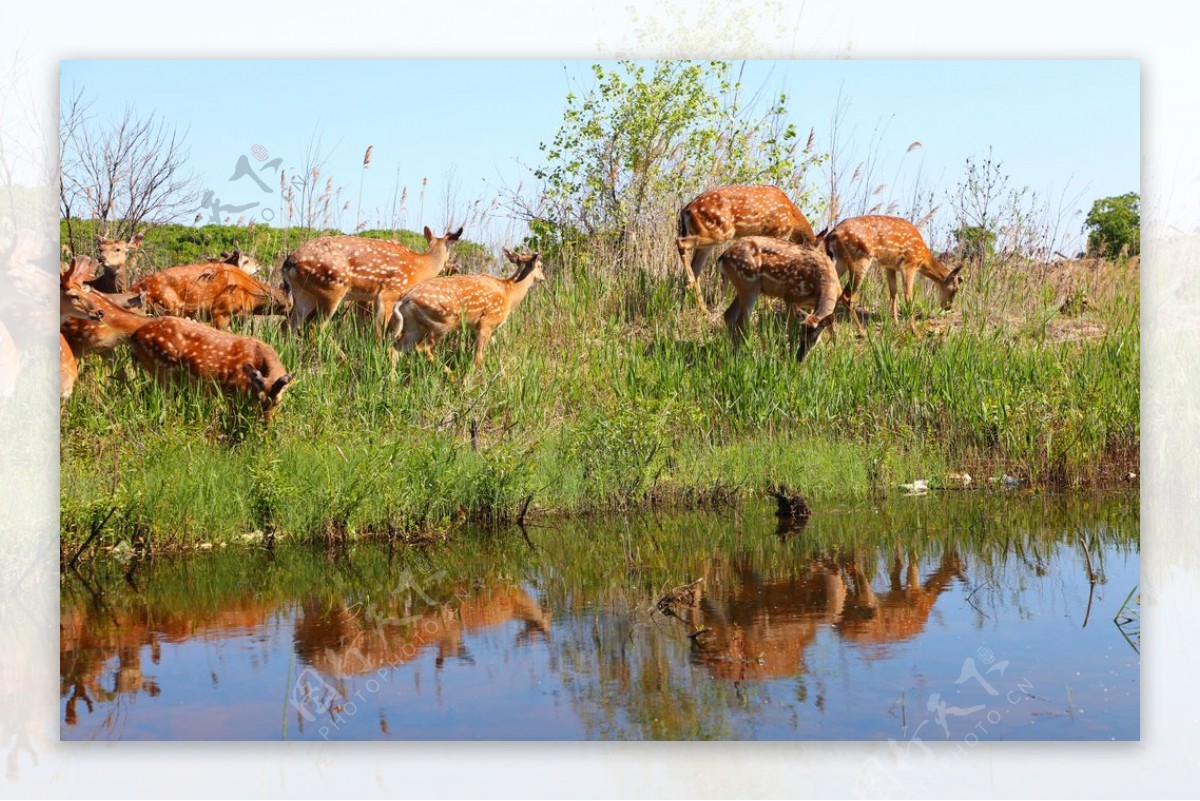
[60,493,1140,740]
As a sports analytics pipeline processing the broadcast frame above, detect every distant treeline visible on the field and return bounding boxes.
[59,219,494,277]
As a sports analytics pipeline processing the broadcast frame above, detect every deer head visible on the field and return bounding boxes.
[934,263,966,311]
[93,231,145,292]
[241,363,294,422]
[502,248,546,284]
[60,257,105,324]
[795,313,833,363]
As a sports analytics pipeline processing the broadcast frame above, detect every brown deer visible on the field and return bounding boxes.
[209,248,261,275]
[59,257,108,401]
[823,215,964,331]
[717,236,840,361]
[131,252,290,330]
[70,291,295,422]
[677,185,817,313]
[393,249,545,368]
[281,227,463,334]
[90,232,145,293]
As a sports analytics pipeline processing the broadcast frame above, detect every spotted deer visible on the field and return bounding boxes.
[90,232,145,293]
[281,227,463,334]
[131,251,290,330]
[677,185,818,313]
[67,290,295,422]
[393,249,545,368]
[717,237,840,362]
[823,215,964,331]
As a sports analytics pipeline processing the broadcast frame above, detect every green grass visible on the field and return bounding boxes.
[60,239,1139,554]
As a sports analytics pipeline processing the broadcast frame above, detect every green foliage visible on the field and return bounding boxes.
[532,61,824,261]
[1084,192,1140,259]
[952,224,997,261]
[58,219,491,277]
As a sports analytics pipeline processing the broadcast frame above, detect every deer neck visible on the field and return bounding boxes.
[415,243,450,282]
[503,272,539,310]
[91,293,153,338]
[920,255,952,283]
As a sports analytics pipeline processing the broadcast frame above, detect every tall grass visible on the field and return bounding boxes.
[60,223,1139,552]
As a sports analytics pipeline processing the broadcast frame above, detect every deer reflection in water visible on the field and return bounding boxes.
[292,584,551,680]
[59,598,272,727]
[686,551,966,680]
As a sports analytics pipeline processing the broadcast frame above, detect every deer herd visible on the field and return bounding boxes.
[59,186,964,424]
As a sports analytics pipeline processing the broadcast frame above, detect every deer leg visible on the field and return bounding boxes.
[885,269,900,326]
[843,265,867,335]
[677,236,718,313]
[902,268,919,332]
[474,321,496,368]
[726,286,758,351]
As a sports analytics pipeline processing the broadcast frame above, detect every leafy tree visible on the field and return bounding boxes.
[952,224,996,262]
[523,61,825,266]
[1084,192,1139,259]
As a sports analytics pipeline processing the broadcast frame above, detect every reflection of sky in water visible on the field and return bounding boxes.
[60,500,1139,741]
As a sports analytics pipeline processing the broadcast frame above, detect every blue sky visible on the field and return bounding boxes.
[60,60,1139,250]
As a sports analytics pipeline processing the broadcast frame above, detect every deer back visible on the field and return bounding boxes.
[721,237,841,316]
[682,185,815,244]
[284,233,453,296]
[401,274,509,327]
[134,264,288,318]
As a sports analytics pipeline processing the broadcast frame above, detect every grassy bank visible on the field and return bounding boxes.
[60,241,1138,553]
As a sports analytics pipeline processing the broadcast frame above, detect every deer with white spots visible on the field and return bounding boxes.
[823,215,964,332]
[281,227,463,335]
[393,249,545,369]
[677,185,818,313]
[90,232,145,293]
[59,256,107,400]
[718,237,840,362]
[131,250,290,330]
[62,289,295,422]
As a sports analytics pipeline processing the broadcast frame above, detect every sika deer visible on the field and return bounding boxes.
[718,237,840,362]
[131,251,290,330]
[281,227,463,334]
[393,249,545,368]
[677,185,817,313]
[91,232,145,293]
[67,290,295,422]
[823,215,964,331]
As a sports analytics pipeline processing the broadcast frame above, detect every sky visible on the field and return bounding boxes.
[59,59,1139,252]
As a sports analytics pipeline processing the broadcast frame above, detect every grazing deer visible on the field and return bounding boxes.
[68,291,295,422]
[717,237,840,361]
[281,226,463,334]
[393,249,545,368]
[823,215,964,331]
[91,232,145,293]
[677,185,817,313]
[131,253,290,330]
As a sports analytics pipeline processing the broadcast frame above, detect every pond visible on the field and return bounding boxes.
[60,492,1139,741]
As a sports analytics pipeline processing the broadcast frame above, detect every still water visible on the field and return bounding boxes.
[61,493,1139,740]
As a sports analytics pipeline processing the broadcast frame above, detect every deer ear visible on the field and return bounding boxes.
[269,374,294,400]
[946,265,964,282]
[131,232,144,247]
[423,226,433,242]
[502,247,515,262]
[241,363,266,389]
[448,227,463,241]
